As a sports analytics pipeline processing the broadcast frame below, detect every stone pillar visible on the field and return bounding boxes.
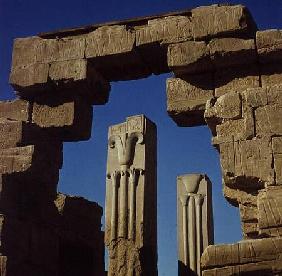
[105,114,157,276]
[177,174,214,276]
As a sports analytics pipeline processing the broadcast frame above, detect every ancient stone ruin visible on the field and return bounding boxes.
[0,2,282,275]
[177,174,213,276]
[105,115,157,276]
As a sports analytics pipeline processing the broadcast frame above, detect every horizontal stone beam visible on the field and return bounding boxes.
[201,237,282,269]
[9,4,256,101]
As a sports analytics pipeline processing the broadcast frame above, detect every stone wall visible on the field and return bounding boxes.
[2,3,282,275]
[0,99,104,274]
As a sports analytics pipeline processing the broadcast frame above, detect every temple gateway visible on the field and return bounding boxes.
[0,3,282,275]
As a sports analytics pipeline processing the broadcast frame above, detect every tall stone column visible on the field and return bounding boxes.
[177,174,214,276]
[105,115,157,276]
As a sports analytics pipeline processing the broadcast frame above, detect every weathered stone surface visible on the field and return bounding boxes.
[85,25,150,81]
[261,63,282,88]
[257,29,282,63]
[209,38,256,69]
[241,221,259,238]
[32,97,92,141]
[242,87,268,108]
[0,256,7,276]
[105,115,157,276]
[191,4,256,40]
[36,37,85,63]
[0,119,24,149]
[219,138,274,189]
[0,146,34,174]
[239,203,257,222]
[167,74,214,126]
[256,105,282,137]
[213,117,254,145]
[214,65,260,97]
[11,60,110,105]
[0,100,29,122]
[258,187,282,233]
[224,185,258,207]
[136,15,192,46]
[272,137,282,154]
[86,25,135,58]
[9,63,49,91]
[272,137,282,185]
[49,59,87,82]
[205,92,242,120]
[11,37,41,68]
[32,101,75,128]
[11,36,85,69]
[202,260,282,276]
[177,174,213,276]
[167,41,211,74]
[267,85,282,106]
[202,237,282,269]
[205,92,255,142]
[0,143,62,175]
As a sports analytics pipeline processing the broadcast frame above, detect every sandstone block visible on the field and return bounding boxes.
[234,139,274,186]
[12,36,85,67]
[220,138,274,188]
[0,100,29,122]
[239,203,257,222]
[202,261,278,276]
[86,25,135,58]
[214,65,260,97]
[261,63,282,88]
[167,74,214,126]
[32,101,76,128]
[0,256,6,276]
[257,29,282,63]
[241,221,258,238]
[242,87,268,108]
[0,143,62,175]
[273,153,282,185]
[167,41,211,75]
[11,60,110,105]
[135,15,192,46]
[0,119,23,149]
[209,38,256,69]
[205,92,242,120]
[223,185,258,207]
[272,137,282,154]
[36,37,85,63]
[266,84,282,106]
[213,116,254,145]
[9,63,49,92]
[258,187,282,233]
[0,146,33,174]
[32,97,92,141]
[86,25,150,81]
[256,105,282,137]
[11,37,41,68]
[201,237,282,269]
[49,59,87,82]
[191,4,256,40]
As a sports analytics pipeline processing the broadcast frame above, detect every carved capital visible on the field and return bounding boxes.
[108,132,144,166]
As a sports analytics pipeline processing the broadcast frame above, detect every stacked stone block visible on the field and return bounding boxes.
[4,3,282,275]
[0,70,105,274]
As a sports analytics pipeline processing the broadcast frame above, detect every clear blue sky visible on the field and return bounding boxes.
[1,1,282,275]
